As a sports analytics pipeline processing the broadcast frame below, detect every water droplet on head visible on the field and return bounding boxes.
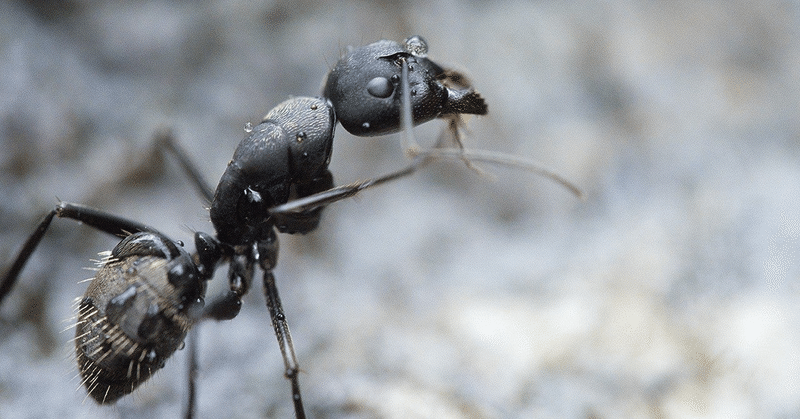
[243,122,253,133]
[296,131,306,143]
[403,35,428,57]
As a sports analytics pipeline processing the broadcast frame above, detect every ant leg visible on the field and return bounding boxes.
[202,246,255,321]
[184,327,199,419]
[155,132,216,418]
[0,210,54,304]
[54,201,159,236]
[202,290,243,321]
[0,201,160,304]
[155,129,215,202]
[255,230,305,418]
[263,270,305,419]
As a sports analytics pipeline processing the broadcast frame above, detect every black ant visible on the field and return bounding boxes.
[0,36,580,418]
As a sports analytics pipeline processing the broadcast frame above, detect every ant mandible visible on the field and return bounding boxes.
[0,36,580,418]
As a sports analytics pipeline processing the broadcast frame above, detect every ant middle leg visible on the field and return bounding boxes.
[154,129,215,203]
[152,129,219,418]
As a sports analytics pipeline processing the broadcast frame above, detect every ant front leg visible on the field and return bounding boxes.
[155,129,215,203]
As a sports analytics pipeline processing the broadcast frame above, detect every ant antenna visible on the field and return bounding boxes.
[269,146,582,216]
[400,57,420,156]
[395,50,576,192]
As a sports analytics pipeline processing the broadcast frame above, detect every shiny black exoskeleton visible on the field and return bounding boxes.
[0,36,507,419]
[324,35,487,136]
[75,231,204,403]
[210,97,335,243]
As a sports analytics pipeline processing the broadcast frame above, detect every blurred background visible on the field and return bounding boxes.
[0,0,798,418]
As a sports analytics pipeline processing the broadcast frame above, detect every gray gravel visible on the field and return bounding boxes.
[1,1,798,418]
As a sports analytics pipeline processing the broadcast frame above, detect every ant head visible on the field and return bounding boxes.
[323,35,487,137]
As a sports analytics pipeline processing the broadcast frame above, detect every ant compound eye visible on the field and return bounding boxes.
[403,35,428,57]
[366,77,394,98]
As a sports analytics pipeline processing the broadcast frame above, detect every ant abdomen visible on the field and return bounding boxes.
[74,232,204,403]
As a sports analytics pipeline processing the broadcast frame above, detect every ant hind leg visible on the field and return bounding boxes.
[0,202,160,305]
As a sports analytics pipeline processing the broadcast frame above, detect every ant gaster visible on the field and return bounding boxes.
[0,36,580,418]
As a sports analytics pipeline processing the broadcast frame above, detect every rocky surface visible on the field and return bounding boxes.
[0,1,797,418]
